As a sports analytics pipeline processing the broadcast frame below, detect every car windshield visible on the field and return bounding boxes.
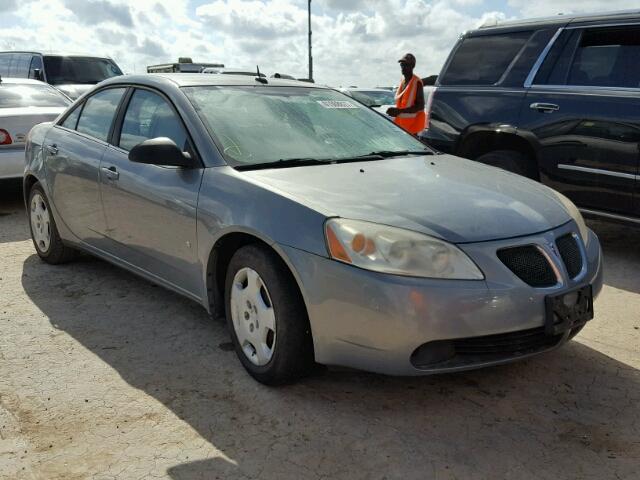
[349,90,395,107]
[183,86,429,167]
[43,56,122,85]
[0,83,70,108]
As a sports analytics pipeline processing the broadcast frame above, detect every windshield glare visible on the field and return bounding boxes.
[43,56,122,85]
[0,84,70,108]
[183,86,428,167]
[349,90,395,107]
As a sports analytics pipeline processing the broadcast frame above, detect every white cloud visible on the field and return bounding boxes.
[1,0,637,86]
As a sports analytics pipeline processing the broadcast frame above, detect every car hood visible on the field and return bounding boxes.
[242,155,572,243]
[54,84,94,100]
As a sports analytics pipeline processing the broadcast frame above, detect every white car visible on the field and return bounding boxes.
[340,88,396,116]
[201,67,267,77]
[0,77,70,179]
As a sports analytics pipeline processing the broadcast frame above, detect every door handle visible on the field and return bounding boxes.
[530,102,559,113]
[101,166,119,180]
[45,144,58,155]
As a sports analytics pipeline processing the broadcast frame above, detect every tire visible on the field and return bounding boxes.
[476,150,538,180]
[224,244,315,385]
[28,182,77,264]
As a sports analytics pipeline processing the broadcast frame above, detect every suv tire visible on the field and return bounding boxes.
[476,150,538,180]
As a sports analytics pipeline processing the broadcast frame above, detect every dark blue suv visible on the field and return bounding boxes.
[421,10,640,226]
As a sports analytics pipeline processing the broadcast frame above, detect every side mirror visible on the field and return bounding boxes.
[33,68,44,81]
[128,137,195,168]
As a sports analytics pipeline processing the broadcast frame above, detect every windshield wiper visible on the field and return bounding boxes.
[234,150,431,171]
[234,157,330,171]
[367,150,433,157]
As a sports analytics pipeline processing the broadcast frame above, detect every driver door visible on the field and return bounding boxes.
[99,87,204,298]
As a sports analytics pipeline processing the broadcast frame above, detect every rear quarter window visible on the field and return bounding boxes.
[440,31,532,86]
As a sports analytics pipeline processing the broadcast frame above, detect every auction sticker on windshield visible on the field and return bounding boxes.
[317,100,358,109]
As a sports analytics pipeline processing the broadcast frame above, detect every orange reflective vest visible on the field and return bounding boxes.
[394,74,426,134]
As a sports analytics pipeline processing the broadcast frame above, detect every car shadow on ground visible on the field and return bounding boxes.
[20,251,639,479]
[0,179,30,244]
[587,219,640,295]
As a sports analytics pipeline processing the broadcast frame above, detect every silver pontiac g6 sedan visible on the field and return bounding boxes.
[24,74,603,385]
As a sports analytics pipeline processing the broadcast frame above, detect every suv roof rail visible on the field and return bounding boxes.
[479,8,640,29]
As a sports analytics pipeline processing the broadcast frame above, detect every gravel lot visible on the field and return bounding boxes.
[1,178,638,480]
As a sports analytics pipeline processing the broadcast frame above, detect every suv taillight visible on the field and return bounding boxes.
[424,87,436,130]
[0,129,12,145]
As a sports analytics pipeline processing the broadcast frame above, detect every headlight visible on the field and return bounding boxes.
[325,218,484,280]
[552,191,590,246]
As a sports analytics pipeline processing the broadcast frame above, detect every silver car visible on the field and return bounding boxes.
[1,77,70,179]
[24,74,603,385]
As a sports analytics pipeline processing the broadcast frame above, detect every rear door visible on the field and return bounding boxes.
[99,87,204,297]
[521,23,640,216]
[44,87,126,243]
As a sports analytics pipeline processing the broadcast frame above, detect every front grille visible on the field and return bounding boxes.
[497,246,557,287]
[410,327,565,369]
[453,327,562,356]
[556,234,583,278]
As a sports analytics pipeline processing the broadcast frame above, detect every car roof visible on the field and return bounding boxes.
[103,73,326,89]
[478,8,640,31]
[0,50,113,59]
[0,77,49,85]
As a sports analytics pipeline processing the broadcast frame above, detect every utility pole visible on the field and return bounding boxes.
[308,0,313,81]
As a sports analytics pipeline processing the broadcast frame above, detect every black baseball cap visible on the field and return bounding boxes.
[398,53,416,67]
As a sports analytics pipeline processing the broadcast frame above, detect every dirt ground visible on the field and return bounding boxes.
[0,178,638,480]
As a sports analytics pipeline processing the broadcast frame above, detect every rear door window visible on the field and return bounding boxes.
[439,31,532,86]
[76,88,126,142]
[536,26,640,88]
[61,104,82,130]
[567,26,640,88]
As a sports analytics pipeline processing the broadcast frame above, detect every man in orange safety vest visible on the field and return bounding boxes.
[386,53,426,135]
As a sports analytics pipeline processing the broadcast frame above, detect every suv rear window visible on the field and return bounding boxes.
[440,31,532,86]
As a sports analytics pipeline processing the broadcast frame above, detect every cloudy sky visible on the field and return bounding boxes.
[0,0,637,86]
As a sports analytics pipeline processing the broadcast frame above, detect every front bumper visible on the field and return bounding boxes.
[281,221,603,375]
[0,146,25,179]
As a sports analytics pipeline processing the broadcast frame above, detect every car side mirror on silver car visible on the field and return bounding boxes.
[128,137,195,168]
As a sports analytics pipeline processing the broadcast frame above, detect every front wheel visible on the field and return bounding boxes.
[28,183,77,264]
[225,244,315,385]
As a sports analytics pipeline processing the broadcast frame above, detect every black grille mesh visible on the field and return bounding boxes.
[453,327,562,356]
[556,234,582,278]
[497,246,557,287]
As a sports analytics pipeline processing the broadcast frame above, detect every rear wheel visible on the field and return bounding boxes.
[225,244,315,385]
[476,150,538,180]
[28,183,77,264]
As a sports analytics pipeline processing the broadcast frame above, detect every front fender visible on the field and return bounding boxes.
[195,166,329,310]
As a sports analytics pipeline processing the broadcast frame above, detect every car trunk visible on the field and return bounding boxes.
[0,107,64,147]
